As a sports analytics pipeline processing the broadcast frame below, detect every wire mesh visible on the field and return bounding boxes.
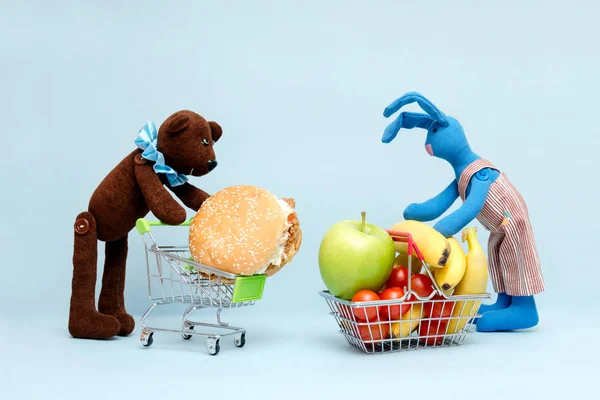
[144,245,256,309]
[320,229,489,354]
[321,291,484,354]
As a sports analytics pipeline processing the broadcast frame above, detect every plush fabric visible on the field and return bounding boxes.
[382,111,435,143]
[381,92,544,332]
[70,212,121,339]
[383,91,449,126]
[403,180,459,223]
[69,110,222,340]
[98,236,134,336]
[476,295,539,332]
[431,170,493,237]
[473,292,511,325]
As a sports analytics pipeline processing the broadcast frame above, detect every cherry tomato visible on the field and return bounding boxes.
[410,273,435,298]
[351,290,380,322]
[419,319,448,345]
[358,323,390,342]
[386,266,409,290]
[423,295,455,320]
[378,287,409,321]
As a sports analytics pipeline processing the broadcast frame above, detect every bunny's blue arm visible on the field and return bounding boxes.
[433,171,493,237]
[403,180,459,222]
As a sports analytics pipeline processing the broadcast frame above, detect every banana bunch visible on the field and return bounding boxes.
[389,222,488,337]
[446,226,489,334]
[433,237,466,293]
[389,220,451,268]
[389,220,466,291]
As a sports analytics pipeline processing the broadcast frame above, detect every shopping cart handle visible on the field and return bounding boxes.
[136,217,193,234]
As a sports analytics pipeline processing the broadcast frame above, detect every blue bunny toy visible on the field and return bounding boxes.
[381,92,545,332]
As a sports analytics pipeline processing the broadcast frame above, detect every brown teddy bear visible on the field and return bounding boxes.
[69,110,222,339]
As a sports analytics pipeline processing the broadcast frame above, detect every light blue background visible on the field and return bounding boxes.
[1,1,597,398]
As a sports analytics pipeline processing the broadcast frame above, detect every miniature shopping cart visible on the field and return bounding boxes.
[136,218,266,355]
[319,230,490,354]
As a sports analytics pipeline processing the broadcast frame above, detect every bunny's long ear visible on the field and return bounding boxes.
[382,112,433,143]
[383,92,449,127]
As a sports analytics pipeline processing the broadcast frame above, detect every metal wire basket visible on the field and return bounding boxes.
[136,218,266,355]
[320,229,490,354]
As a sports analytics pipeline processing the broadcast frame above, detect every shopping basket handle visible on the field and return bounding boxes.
[385,229,425,261]
[135,217,193,234]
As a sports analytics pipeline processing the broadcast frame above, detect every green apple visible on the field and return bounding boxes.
[319,212,396,300]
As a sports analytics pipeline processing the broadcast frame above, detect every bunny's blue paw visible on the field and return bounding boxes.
[479,293,512,314]
[403,203,424,220]
[476,295,539,332]
[433,219,456,237]
[472,293,511,325]
[404,203,419,220]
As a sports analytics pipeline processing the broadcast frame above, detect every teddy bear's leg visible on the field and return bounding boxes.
[98,235,135,336]
[69,212,121,339]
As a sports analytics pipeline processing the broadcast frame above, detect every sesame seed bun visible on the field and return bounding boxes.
[189,185,302,277]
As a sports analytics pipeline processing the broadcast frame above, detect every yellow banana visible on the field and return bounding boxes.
[390,220,450,269]
[446,226,489,334]
[433,237,466,293]
[390,303,422,338]
[394,251,423,275]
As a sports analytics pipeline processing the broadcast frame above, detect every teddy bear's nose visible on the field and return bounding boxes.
[207,159,218,172]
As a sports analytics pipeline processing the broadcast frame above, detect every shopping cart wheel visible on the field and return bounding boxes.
[141,330,154,347]
[182,325,194,340]
[207,337,220,356]
[234,332,246,348]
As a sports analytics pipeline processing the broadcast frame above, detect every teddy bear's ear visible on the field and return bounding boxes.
[209,121,222,143]
[166,112,190,135]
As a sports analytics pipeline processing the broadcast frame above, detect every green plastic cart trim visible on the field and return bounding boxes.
[136,217,192,234]
[231,275,266,303]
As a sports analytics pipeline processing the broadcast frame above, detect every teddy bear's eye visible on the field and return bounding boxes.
[202,138,210,146]
[433,128,438,133]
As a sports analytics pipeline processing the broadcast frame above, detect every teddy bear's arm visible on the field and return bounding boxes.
[134,161,187,225]
[168,183,211,212]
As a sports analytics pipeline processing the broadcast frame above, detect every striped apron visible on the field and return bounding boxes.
[458,159,545,296]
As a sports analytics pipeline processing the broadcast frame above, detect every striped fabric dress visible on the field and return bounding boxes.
[458,159,545,296]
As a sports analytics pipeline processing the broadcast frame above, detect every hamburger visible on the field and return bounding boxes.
[189,185,302,277]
